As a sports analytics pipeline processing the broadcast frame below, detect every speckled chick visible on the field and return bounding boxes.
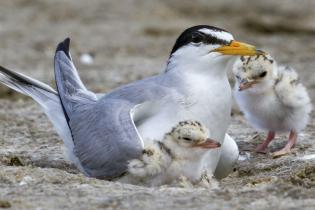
[119,120,221,187]
[233,54,312,157]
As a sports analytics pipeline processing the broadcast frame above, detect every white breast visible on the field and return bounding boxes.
[137,73,232,173]
[234,85,307,132]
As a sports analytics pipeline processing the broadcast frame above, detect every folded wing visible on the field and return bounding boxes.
[54,38,146,178]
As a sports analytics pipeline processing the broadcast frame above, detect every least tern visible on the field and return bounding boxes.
[0,25,260,179]
[119,120,221,186]
[233,54,312,157]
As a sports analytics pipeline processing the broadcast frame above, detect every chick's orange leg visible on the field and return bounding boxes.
[272,130,297,158]
[255,131,275,153]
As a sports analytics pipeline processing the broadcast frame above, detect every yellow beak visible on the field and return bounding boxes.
[213,41,263,56]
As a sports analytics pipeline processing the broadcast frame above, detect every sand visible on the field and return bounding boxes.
[0,0,315,209]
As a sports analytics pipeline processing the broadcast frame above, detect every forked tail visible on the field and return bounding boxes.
[0,65,79,166]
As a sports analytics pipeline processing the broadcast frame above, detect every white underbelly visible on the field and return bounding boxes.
[136,81,232,173]
[235,90,288,131]
[137,96,231,143]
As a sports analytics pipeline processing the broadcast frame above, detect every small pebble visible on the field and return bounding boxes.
[80,53,94,65]
[0,200,11,208]
[238,151,251,161]
[298,154,315,160]
[19,176,33,186]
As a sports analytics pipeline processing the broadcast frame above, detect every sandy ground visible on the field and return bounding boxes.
[1,0,315,209]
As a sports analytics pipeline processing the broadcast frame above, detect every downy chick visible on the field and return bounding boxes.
[233,54,312,157]
[119,120,221,187]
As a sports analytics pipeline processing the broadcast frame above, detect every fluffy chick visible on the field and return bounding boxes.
[119,120,221,187]
[233,54,312,157]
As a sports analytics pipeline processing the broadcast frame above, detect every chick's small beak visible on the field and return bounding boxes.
[193,138,221,149]
[214,41,263,56]
[239,79,257,91]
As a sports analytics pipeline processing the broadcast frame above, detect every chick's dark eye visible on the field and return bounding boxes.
[182,137,192,141]
[259,71,267,78]
[191,32,203,43]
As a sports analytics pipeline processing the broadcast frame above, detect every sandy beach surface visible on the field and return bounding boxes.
[1,0,315,209]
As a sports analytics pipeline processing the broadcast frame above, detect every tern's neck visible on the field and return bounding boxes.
[163,55,234,83]
[161,59,231,94]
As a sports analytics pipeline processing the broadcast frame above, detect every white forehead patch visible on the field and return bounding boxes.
[198,28,234,42]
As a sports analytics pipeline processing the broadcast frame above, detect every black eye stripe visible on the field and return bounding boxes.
[191,32,205,43]
[170,25,231,54]
[195,32,230,46]
[259,71,267,77]
[182,137,192,141]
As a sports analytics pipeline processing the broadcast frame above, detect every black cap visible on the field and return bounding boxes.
[170,25,230,55]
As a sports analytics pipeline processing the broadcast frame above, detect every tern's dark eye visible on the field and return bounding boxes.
[191,32,203,43]
[182,137,192,141]
[259,71,267,78]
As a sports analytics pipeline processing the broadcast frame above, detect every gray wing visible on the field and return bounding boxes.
[104,75,175,104]
[54,38,97,122]
[70,99,144,179]
[53,38,175,179]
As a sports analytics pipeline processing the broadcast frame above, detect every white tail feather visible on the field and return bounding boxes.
[0,66,84,171]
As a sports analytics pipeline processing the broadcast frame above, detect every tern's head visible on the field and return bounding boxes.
[167,25,261,74]
[233,53,277,92]
[164,120,221,158]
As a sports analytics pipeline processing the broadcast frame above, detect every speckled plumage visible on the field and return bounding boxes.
[119,120,221,187]
[233,54,312,156]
